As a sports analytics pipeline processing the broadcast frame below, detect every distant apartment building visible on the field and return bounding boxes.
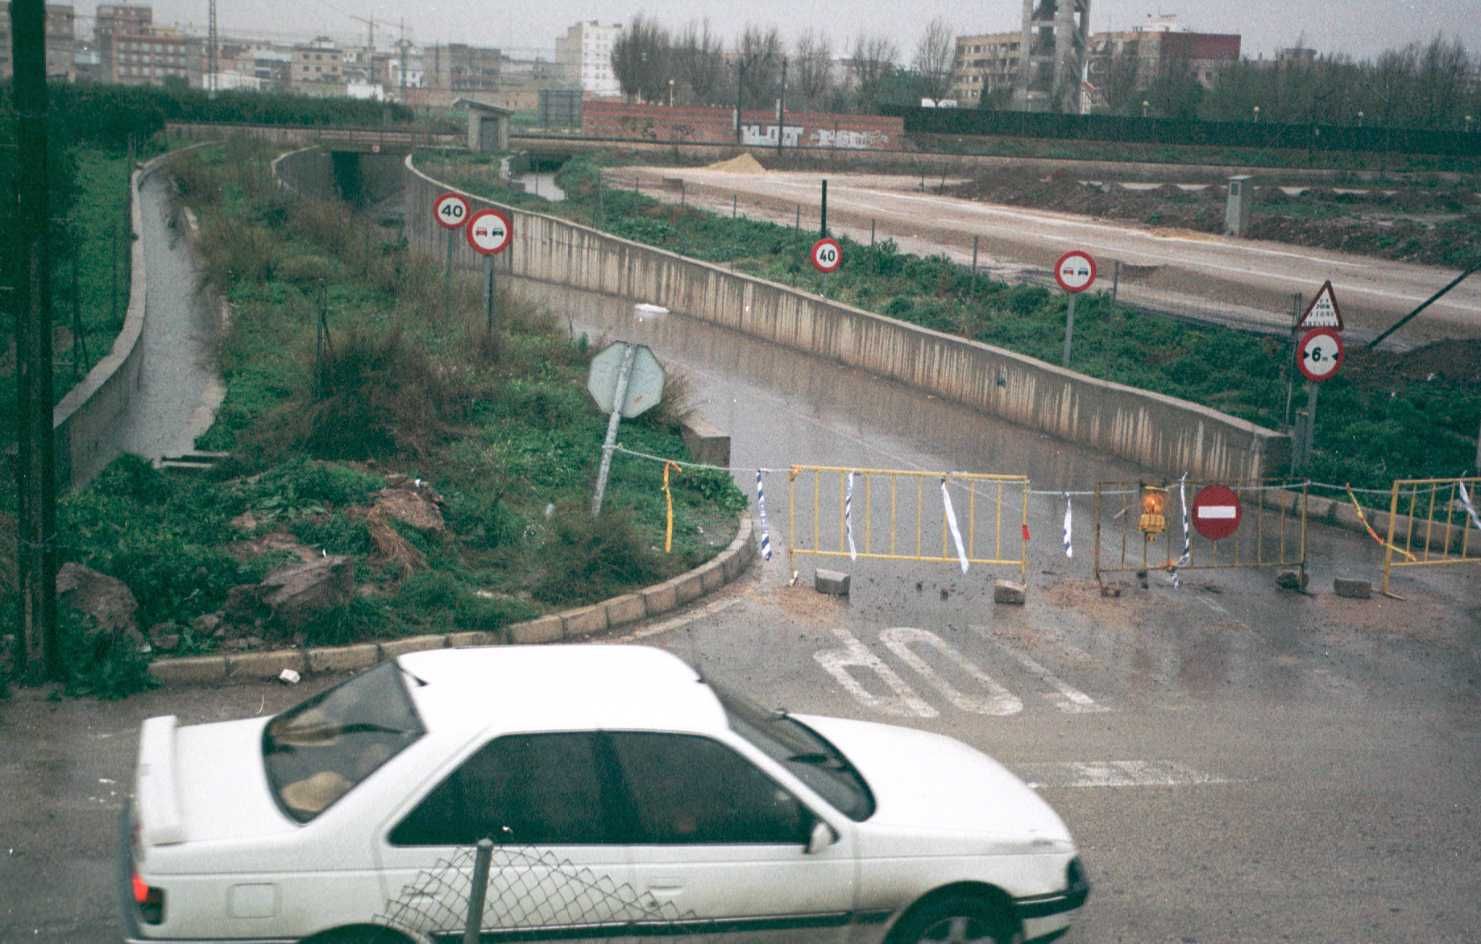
[424,43,502,93]
[252,46,293,89]
[291,38,344,92]
[112,29,190,86]
[1088,15,1241,95]
[950,32,1023,105]
[0,2,77,81]
[95,2,153,81]
[556,20,622,97]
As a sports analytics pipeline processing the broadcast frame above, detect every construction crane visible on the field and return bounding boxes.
[347,13,376,85]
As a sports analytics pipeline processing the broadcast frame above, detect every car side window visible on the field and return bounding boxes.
[390,733,609,846]
[608,732,809,845]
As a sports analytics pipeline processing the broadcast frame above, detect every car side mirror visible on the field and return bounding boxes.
[805,819,837,855]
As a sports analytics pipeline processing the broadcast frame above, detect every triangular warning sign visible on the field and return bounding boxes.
[1297,280,1344,330]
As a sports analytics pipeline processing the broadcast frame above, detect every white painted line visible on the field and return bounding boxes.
[613,594,747,642]
[880,627,1022,716]
[814,627,937,719]
[1014,760,1241,789]
[972,627,1109,714]
[1197,506,1238,519]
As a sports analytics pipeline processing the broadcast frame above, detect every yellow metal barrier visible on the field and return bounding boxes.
[785,466,1029,579]
[1092,479,1308,583]
[1381,477,1481,596]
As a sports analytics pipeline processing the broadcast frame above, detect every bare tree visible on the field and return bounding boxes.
[734,24,783,110]
[913,17,956,105]
[848,33,899,111]
[793,30,834,111]
[672,19,726,105]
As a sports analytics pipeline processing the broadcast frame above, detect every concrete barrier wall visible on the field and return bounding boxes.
[390,153,1289,482]
[51,149,190,490]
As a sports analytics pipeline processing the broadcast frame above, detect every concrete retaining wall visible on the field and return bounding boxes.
[392,153,1289,482]
[51,149,192,490]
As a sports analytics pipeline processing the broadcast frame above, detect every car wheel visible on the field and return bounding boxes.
[889,894,1022,944]
[299,926,415,944]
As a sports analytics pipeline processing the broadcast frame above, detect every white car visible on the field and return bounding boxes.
[121,645,1087,944]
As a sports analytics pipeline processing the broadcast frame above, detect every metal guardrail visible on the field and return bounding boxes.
[786,465,1030,579]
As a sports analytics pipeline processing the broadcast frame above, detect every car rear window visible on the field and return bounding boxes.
[262,662,425,823]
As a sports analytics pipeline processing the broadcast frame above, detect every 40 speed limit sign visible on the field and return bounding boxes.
[433,192,469,229]
[1297,327,1343,382]
[810,237,843,273]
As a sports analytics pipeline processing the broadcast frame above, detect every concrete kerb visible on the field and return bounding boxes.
[146,512,756,687]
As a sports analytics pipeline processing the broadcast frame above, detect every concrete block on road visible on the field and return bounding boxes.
[1333,577,1372,599]
[226,648,308,680]
[561,605,609,639]
[993,580,1028,605]
[307,643,379,674]
[815,569,851,597]
[605,594,647,627]
[508,616,563,645]
[681,417,731,469]
[640,582,679,617]
[378,635,447,660]
[1277,569,1309,592]
[148,655,226,687]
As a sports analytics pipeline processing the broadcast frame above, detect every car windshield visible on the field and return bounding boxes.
[262,662,425,823]
[711,681,875,821]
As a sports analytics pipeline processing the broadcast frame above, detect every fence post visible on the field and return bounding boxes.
[794,205,800,230]
[971,236,979,277]
[870,219,875,247]
[463,838,494,944]
[1111,259,1121,303]
[732,193,737,218]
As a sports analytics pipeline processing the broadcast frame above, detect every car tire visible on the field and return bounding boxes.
[299,926,415,944]
[887,893,1023,944]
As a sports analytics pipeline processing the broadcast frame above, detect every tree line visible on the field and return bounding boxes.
[607,15,960,113]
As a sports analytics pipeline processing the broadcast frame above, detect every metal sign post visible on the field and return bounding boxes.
[1293,327,1344,470]
[434,192,469,321]
[465,207,513,348]
[587,341,666,516]
[1054,250,1097,367]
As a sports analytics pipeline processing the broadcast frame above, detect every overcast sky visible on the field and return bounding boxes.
[78,1,1481,61]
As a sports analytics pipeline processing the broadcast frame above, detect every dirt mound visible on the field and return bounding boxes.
[705,153,767,174]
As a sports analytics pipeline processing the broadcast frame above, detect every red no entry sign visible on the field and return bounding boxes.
[1192,484,1242,541]
[434,192,469,230]
[1054,250,1096,294]
[466,207,514,255]
[810,237,843,273]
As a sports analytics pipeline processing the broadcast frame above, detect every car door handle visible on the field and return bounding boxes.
[647,880,685,896]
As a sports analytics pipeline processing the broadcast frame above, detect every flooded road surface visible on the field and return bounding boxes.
[114,172,224,460]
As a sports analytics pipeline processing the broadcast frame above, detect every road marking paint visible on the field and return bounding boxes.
[1014,760,1241,789]
[880,627,1022,716]
[814,627,937,719]
[614,594,747,642]
[972,628,1109,714]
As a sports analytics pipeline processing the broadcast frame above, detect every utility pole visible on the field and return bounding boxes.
[350,14,375,86]
[11,0,60,681]
[207,0,218,95]
[776,55,787,157]
[397,19,409,101]
[734,60,746,145]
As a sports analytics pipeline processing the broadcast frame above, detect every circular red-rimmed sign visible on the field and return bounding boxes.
[810,237,843,274]
[1192,484,1242,541]
[1297,327,1343,383]
[1054,250,1097,294]
[433,192,469,230]
[465,207,514,255]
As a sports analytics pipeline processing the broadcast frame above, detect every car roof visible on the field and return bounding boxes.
[397,644,729,738]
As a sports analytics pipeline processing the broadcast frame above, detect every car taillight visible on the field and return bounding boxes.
[131,870,165,925]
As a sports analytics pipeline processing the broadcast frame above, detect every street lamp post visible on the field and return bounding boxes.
[1357,110,1364,127]
[1141,99,1149,118]
[1253,105,1260,122]
[669,78,675,107]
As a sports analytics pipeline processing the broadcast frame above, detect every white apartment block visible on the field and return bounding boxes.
[556,20,622,98]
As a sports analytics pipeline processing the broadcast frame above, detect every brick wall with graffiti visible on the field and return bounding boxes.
[580,102,905,150]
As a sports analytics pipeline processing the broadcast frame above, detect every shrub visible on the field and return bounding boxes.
[292,513,373,556]
[453,593,538,631]
[531,506,664,606]
[59,609,156,700]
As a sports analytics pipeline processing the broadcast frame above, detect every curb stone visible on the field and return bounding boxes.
[146,513,756,688]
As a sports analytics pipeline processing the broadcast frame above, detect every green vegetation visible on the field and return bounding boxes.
[0,139,745,692]
[436,152,1479,492]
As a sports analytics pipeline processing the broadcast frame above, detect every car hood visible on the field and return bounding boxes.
[795,714,1072,846]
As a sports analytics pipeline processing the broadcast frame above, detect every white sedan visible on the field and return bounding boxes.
[121,645,1088,944]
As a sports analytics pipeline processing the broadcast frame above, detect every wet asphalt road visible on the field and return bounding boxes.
[1,198,1477,943]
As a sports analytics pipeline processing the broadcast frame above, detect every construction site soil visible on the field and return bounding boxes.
[947,167,1481,270]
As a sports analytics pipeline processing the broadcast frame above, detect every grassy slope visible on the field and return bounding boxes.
[434,152,1479,493]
